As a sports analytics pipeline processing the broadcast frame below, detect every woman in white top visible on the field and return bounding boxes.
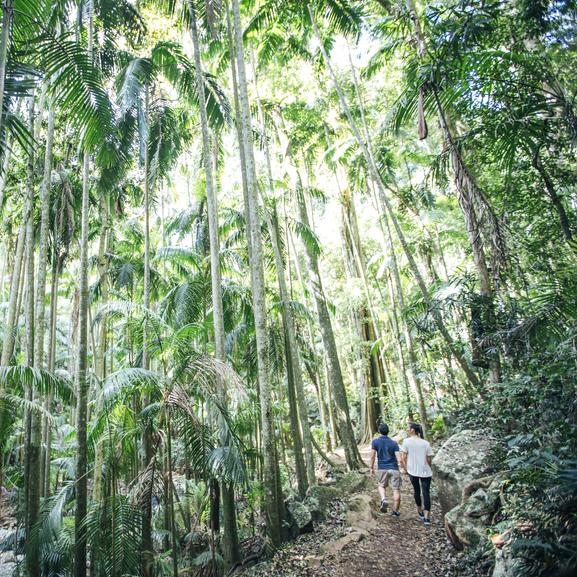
[400,422,433,527]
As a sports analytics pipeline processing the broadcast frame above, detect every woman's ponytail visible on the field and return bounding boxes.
[409,422,424,439]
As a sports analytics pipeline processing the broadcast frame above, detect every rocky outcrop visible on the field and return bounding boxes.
[336,471,372,494]
[444,475,502,549]
[286,498,314,538]
[432,429,494,515]
[344,493,377,531]
[306,484,341,521]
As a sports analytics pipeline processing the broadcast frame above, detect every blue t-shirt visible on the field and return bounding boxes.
[371,435,400,470]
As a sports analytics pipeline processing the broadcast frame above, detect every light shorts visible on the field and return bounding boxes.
[377,469,402,490]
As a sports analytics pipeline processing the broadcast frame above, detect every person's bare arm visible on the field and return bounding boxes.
[399,451,407,472]
[427,455,432,466]
[370,449,376,474]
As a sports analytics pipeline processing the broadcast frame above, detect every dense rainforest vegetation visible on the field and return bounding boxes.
[0,0,575,576]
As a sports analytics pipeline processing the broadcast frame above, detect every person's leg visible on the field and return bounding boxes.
[377,470,388,511]
[391,471,402,514]
[421,476,432,522]
[408,474,422,511]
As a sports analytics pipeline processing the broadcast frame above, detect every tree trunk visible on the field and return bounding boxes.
[287,224,334,452]
[26,104,56,558]
[295,187,362,470]
[265,203,308,496]
[251,46,315,488]
[0,0,14,143]
[230,0,283,546]
[140,80,155,577]
[532,151,574,244]
[341,188,383,441]
[74,7,93,577]
[1,224,25,365]
[188,5,240,565]
[380,203,429,430]
[22,97,40,577]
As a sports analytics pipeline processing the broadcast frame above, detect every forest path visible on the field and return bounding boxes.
[318,444,458,577]
[245,444,459,577]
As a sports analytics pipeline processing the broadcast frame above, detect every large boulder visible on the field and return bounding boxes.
[344,494,377,530]
[336,471,372,494]
[444,475,503,550]
[432,429,494,515]
[305,484,341,521]
[285,499,314,538]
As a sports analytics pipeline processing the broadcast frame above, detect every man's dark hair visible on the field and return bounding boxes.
[378,423,389,435]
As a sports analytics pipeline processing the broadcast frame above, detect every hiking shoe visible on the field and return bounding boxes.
[380,499,388,513]
[418,511,425,521]
[390,511,400,518]
[424,518,431,527]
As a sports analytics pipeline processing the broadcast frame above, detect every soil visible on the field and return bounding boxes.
[242,445,464,577]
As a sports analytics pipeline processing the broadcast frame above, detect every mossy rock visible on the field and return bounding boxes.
[336,471,372,494]
[286,499,313,530]
[305,484,341,520]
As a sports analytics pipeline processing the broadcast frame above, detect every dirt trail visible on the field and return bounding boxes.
[246,444,460,577]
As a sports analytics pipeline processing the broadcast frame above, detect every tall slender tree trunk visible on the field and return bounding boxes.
[1,224,25,365]
[251,47,315,489]
[341,189,383,441]
[26,100,55,577]
[27,103,55,541]
[188,5,239,565]
[264,203,309,495]
[92,198,109,505]
[24,97,35,368]
[230,0,283,546]
[380,204,429,430]
[141,80,155,577]
[74,6,93,577]
[287,224,334,452]
[0,0,14,143]
[295,185,362,470]
[22,98,37,577]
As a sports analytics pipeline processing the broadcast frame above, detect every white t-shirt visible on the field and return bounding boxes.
[401,436,433,478]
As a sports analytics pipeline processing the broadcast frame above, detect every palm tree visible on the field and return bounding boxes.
[186,0,240,565]
[229,0,284,546]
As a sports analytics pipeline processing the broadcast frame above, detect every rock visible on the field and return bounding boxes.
[345,494,377,529]
[432,429,494,515]
[320,531,364,556]
[444,476,502,550]
[492,547,518,577]
[304,555,323,570]
[345,526,370,538]
[336,471,372,494]
[285,499,314,538]
[444,501,487,550]
[305,484,341,521]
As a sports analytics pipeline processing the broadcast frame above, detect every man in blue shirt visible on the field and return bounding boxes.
[370,423,403,516]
